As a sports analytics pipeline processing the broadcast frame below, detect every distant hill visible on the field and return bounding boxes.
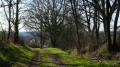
[19,32,32,37]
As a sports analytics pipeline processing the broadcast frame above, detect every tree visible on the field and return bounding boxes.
[69,0,83,54]
[1,0,12,40]
[113,0,120,50]
[46,0,66,47]
[25,0,47,48]
[1,0,22,44]
[8,0,12,39]
[87,0,119,52]
[14,0,19,44]
[82,0,92,34]
[25,0,67,48]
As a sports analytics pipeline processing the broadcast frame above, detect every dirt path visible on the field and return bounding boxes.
[28,50,42,67]
[45,51,67,67]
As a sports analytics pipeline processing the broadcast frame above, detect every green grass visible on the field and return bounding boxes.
[0,45,119,67]
[0,44,34,67]
[33,48,56,67]
[44,48,119,67]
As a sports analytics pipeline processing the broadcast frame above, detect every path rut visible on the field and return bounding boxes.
[29,50,41,67]
[45,50,67,67]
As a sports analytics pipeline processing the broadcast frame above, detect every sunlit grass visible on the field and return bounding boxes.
[0,44,34,67]
[0,45,119,67]
[33,48,56,67]
[44,48,119,67]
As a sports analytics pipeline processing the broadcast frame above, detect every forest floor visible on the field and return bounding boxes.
[0,45,120,67]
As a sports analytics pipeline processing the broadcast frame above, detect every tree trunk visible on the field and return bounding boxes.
[75,21,81,54]
[106,19,112,52]
[106,0,112,52]
[113,8,119,50]
[53,29,56,48]
[94,9,99,40]
[101,0,107,42]
[8,0,12,39]
[40,21,43,49]
[71,0,81,54]
[96,11,100,40]
[14,0,19,44]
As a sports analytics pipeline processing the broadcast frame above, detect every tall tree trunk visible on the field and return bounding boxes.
[96,11,100,40]
[50,29,53,47]
[40,21,43,49]
[75,20,81,54]
[8,0,12,39]
[101,0,107,42]
[70,0,81,54]
[106,19,112,52]
[14,0,19,44]
[67,25,69,47]
[53,28,56,47]
[94,9,99,40]
[106,0,112,52]
[113,8,119,50]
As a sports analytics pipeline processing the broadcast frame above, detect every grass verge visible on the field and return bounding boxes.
[0,44,34,67]
[44,48,119,67]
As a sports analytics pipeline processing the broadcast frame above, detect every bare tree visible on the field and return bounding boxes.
[69,0,83,54]
[1,0,12,40]
[87,0,119,52]
[113,0,120,50]
[14,0,19,44]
